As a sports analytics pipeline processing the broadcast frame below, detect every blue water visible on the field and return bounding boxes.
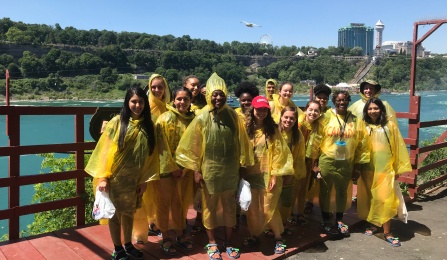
[1,92,447,237]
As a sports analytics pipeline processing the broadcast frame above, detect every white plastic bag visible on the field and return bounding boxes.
[92,189,116,220]
[236,179,251,211]
[394,182,408,223]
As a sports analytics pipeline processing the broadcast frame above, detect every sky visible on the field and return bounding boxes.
[2,0,447,54]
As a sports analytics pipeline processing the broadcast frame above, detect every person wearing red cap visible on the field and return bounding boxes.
[240,96,294,254]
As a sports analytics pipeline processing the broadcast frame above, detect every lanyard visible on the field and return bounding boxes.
[332,109,350,140]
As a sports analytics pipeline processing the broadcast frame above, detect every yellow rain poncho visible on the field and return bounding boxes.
[357,121,411,226]
[265,78,278,101]
[175,73,254,229]
[348,91,397,125]
[318,110,369,213]
[152,105,195,233]
[148,74,171,122]
[85,115,159,214]
[269,94,303,124]
[243,127,294,237]
[279,128,306,223]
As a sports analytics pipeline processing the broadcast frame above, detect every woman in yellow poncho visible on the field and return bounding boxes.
[183,75,206,114]
[313,84,332,124]
[135,73,171,239]
[277,106,306,236]
[318,90,369,235]
[265,78,278,101]
[357,98,411,247]
[348,80,397,125]
[269,82,303,123]
[153,87,196,255]
[85,87,158,260]
[289,101,323,225]
[233,81,259,120]
[175,73,254,260]
[240,96,294,254]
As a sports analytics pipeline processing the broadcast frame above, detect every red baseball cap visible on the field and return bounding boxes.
[252,96,270,109]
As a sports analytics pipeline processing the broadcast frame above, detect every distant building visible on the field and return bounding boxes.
[381,41,429,57]
[338,23,374,56]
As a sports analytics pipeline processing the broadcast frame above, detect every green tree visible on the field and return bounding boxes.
[5,26,32,44]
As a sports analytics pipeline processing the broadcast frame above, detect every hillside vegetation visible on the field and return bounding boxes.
[1,18,447,100]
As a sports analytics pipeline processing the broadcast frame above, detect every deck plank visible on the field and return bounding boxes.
[0,238,46,260]
[27,233,82,260]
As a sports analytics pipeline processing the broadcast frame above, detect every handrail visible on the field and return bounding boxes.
[0,105,97,240]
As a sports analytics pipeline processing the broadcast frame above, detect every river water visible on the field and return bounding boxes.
[1,91,447,237]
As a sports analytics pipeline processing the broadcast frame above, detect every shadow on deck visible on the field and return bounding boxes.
[0,201,363,260]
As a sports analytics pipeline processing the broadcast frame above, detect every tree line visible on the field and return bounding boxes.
[1,17,447,100]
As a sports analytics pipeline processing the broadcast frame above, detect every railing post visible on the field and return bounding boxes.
[7,107,20,239]
[75,113,86,227]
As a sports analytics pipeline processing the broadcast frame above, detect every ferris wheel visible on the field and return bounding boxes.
[259,34,272,46]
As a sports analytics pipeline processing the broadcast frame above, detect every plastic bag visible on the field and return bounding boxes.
[236,179,251,211]
[193,187,202,213]
[92,189,116,220]
[394,182,408,223]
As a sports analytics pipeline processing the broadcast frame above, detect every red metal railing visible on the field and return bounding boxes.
[396,19,447,199]
[0,104,97,240]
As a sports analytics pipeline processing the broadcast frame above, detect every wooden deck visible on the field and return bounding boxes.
[0,202,362,260]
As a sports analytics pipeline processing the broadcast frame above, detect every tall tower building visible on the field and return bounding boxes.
[375,20,385,48]
[338,23,374,55]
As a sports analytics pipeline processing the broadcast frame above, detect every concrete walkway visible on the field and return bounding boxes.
[288,186,447,260]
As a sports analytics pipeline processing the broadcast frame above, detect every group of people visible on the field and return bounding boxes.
[85,73,411,260]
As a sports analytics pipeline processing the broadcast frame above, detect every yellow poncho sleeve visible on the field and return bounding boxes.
[85,116,120,179]
[281,129,306,180]
[389,121,411,175]
[354,118,370,165]
[156,111,181,176]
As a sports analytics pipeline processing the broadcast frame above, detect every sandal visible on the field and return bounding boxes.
[148,223,162,237]
[205,243,222,260]
[274,239,286,254]
[364,226,378,236]
[159,238,177,255]
[384,233,401,247]
[111,249,128,260]
[264,229,275,238]
[124,245,143,260]
[190,219,204,235]
[176,236,193,251]
[337,221,349,235]
[223,242,240,259]
[242,236,260,248]
[287,214,308,226]
[321,222,338,235]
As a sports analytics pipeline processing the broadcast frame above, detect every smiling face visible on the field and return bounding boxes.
[174,90,191,114]
[150,78,165,100]
[280,110,297,132]
[211,90,226,109]
[315,93,329,109]
[184,77,200,97]
[334,93,349,115]
[363,83,376,98]
[279,84,293,100]
[267,82,276,96]
[128,94,145,119]
[239,92,253,111]
[306,103,320,123]
[367,102,381,123]
[254,107,269,123]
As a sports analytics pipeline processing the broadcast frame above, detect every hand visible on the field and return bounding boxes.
[136,182,147,195]
[352,169,361,181]
[194,171,203,185]
[172,169,183,178]
[97,178,108,192]
[268,175,276,192]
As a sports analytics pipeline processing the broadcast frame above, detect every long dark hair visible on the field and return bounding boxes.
[278,106,300,146]
[363,98,388,126]
[118,86,155,154]
[245,106,277,143]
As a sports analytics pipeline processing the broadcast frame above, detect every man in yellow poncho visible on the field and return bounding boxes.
[176,73,254,260]
[265,78,278,101]
[357,98,411,247]
[348,80,397,125]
